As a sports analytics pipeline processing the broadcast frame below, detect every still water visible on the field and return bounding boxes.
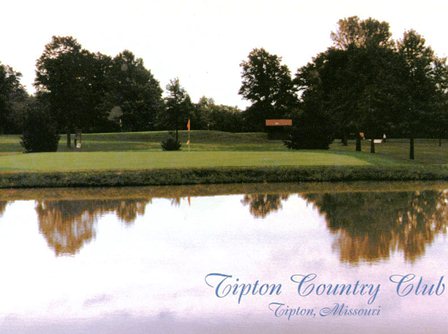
[0,182,447,333]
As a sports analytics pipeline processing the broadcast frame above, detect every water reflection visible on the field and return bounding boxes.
[0,184,447,263]
[170,197,183,207]
[241,194,289,218]
[36,199,150,256]
[304,190,448,264]
[0,201,7,217]
[0,184,447,332]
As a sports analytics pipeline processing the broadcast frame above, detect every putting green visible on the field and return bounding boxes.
[0,151,369,172]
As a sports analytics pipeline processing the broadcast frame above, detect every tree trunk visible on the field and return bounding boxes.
[66,132,71,148]
[410,137,414,160]
[370,138,375,153]
[355,136,361,152]
[175,114,179,142]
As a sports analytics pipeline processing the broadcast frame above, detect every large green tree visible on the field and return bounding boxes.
[157,78,193,141]
[292,17,448,156]
[239,48,297,131]
[102,51,163,131]
[0,63,27,134]
[431,57,448,145]
[35,37,164,141]
[35,36,95,147]
[328,16,398,151]
[296,46,403,151]
[397,30,441,159]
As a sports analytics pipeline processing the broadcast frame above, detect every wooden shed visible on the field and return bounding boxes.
[265,119,293,140]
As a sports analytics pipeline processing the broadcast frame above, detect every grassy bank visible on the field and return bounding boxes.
[1,165,448,188]
[2,181,448,201]
[1,131,448,188]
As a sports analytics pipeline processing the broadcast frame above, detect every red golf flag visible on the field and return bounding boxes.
[186,118,191,146]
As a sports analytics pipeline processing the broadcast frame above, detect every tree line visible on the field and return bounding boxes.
[239,17,448,157]
[1,16,447,154]
[0,36,245,148]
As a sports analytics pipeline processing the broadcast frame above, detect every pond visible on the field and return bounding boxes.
[0,182,447,333]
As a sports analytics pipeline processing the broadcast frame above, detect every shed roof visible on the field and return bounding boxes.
[265,119,293,127]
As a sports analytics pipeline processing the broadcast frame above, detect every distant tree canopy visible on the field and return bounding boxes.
[194,97,244,132]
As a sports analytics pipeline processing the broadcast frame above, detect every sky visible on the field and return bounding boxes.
[1,0,448,108]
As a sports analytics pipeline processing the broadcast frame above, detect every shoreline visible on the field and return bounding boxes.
[1,165,448,189]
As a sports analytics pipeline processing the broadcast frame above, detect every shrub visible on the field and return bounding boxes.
[284,115,334,150]
[21,109,60,153]
[161,135,181,151]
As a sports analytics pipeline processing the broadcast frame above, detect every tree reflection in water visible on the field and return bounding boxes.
[14,186,448,262]
[170,197,182,207]
[0,202,8,217]
[303,190,448,264]
[241,194,289,218]
[36,199,150,256]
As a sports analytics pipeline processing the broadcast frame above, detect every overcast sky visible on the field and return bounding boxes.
[1,0,448,108]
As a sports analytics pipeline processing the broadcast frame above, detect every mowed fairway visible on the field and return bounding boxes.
[0,151,369,172]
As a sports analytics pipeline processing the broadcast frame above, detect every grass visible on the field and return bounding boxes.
[0,131,281,152]
[331,138,448,165]
[0,151,369,172]
[1,130,448,187]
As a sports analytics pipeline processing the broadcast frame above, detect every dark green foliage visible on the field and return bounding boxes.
[102,51,164,132]
[156,78,193,133]
[34,36,90,147]
[295,17,448,159]
[21,108,60,153]
[284,121,333,150]
[239,48,297,130]
[330,16,394,49]
[296,43,404,147]
[0,63,28,134]
[194,97,244,132]
[209,107,244,132]
[34,36,164,141]
[160,135,181,151]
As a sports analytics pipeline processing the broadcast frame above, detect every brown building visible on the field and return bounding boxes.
[265,119,293,140]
